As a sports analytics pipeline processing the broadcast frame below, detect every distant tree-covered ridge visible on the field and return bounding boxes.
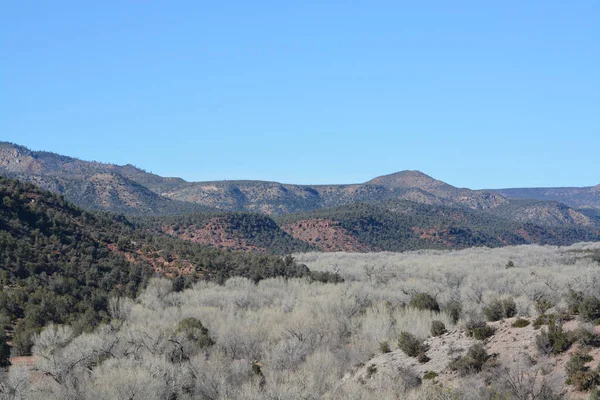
[0,142,211,215]
[137,212,317,255]
[132,198,600,254]
[3,141,599,227]
[275,200,600,252]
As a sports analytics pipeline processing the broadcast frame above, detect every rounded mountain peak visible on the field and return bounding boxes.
[365,170,455,191]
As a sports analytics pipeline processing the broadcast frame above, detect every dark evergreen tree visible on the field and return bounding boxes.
[0,328,11,368]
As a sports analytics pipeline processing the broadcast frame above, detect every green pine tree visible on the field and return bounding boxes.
[0,329,12,368]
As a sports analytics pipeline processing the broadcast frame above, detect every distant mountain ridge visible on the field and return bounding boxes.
[0,142,209,215]
[490,186,600,210]
[0,142,597,231]
[0,142,507,213]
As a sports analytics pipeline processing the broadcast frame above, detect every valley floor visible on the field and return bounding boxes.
[5,242,600,399]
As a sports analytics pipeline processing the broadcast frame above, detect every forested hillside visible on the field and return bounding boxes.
[485,199,595,226]
[140,212,317,254]
[135,201,600,254]
[277,201,600,252]
[0,176,152,355]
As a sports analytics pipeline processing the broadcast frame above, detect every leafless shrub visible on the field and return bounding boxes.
[492,362,564,400]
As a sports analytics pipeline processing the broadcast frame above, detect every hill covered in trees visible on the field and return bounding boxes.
[136,200,600,254]
[139,212,317,254]
[276,200,600,252]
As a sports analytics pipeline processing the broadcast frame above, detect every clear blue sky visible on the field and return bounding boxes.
[2,1,599,188]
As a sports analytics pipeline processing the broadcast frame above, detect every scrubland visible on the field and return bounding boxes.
[4,242,600,399]
[296,242,600,319]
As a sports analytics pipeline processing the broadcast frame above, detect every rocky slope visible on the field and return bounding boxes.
[346,317,599,399]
